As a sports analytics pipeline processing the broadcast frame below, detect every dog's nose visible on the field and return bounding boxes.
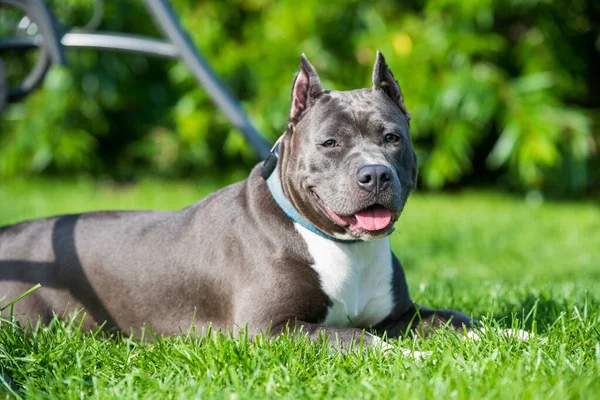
[356,164,392,194]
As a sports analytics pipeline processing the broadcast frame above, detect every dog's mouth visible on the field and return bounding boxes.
[312,192,395,233]
[326,204,393,232]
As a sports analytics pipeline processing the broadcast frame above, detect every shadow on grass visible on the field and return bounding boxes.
[490,292,599,335]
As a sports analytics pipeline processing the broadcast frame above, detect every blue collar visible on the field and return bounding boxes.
[264,163,361,244]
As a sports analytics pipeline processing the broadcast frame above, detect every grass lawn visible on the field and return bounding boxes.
[1,177,599,399]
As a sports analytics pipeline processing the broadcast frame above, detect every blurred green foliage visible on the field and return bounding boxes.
[0,0,598,195]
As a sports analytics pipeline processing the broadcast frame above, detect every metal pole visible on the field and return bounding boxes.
[61,32,180,59]
[0,60,5,113]
[144,0,271,159]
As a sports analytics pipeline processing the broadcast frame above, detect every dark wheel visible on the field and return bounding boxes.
[0,0,64,102]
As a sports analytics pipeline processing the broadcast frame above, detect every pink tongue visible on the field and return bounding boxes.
[353,207,392,231]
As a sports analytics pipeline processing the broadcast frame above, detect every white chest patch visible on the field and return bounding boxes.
[295,223,395,328]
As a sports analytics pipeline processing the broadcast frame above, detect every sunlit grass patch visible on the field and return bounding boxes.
[1,178,599,398]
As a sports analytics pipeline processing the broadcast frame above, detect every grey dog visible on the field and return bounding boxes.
[0,52,473,347]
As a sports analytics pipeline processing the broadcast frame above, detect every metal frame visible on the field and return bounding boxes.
[0,0,270,158]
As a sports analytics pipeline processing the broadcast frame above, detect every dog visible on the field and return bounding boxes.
[0,52,473,348]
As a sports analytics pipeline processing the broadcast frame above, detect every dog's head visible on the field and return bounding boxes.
[278,52,417,241]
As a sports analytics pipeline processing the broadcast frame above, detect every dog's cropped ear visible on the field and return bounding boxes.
[372,51,411,120]
[290,54,324,123]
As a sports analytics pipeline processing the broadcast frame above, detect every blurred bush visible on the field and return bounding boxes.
[0,0,598,195]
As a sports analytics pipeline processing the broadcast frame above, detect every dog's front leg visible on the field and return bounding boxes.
[270,319,387,350]
[375,303,475,339]
[376,255,475,338]
[376,304,533,343]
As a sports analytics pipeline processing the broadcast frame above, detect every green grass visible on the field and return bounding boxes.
[1,177,599,399]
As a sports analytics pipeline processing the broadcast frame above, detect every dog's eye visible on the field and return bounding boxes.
[384,133,400,143]
[322,139,337,148]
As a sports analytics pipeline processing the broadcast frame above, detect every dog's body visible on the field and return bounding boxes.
[0,53,472,346]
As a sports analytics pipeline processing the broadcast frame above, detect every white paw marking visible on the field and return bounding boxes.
[503,328,532,341]
[466,327,532,341]
[369,336,431,359]
[369,335,395,351]
[400,348,433,360]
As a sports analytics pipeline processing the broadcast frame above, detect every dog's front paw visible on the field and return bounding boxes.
[466,327,533,341]
[369,335,433,360]
[366,333,394,351]
[399,347,433,360]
